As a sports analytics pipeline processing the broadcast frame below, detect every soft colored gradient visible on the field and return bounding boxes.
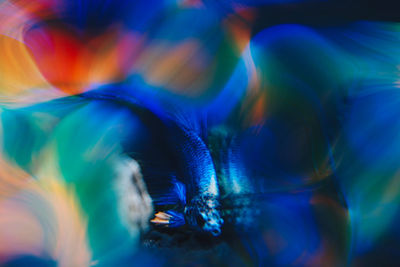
[0,0,399,266]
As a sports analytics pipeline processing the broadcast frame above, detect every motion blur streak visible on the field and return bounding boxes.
[0,151,91,266]
[0,0,400,266]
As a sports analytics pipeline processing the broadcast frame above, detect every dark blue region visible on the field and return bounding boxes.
[2,255,56,267]
[82,85,192,213]
[251,0,400,35]
[55,0,169,32]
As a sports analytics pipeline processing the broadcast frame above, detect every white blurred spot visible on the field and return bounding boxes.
[114,156,153,236]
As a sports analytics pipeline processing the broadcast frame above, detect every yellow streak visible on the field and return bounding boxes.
[0,146,92,266]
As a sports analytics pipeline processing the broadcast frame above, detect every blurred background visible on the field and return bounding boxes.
[0,0,400,266]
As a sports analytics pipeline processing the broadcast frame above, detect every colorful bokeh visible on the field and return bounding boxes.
[0,0,400,266]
